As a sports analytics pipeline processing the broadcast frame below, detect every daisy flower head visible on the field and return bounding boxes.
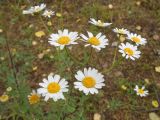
[134,85,148,97]
[74,67,105,95]
[37,74,69,101]
[113,28,129,35]
[28,90,40,104]
[89,18,112,27]
[127,33,147,45]
[23,3,46,14]
[80,32,108,51]
[32,3,46,13]
[49,29,79,50]
[42,10,55,18]
[118,42,141,60]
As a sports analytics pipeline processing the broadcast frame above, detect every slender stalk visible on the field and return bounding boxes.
[151,72,160,105]
[5,37,19,90]
[87,47,93,66]
[60,0,64,29]
[102,45,118,73]
[39,16,50,33]
[65,47,83,66]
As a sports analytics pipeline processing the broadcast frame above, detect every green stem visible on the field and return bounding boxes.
[64,47,83,66]
[39,16,50,33]
[60,0,64,29]
[5,33,19,91]
[87,47,93,66]
[102,45,118,74]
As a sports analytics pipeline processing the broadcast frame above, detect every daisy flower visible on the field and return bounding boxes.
[28,90,40,104]
[127,33,147,45]
[32,3,46,13]
[113,28,129,35]
[74,67,105,95]
[134,85,149,97]
[37,74,69,101]
[48,29,79,50]
[80,32,108,51]
[89,18,112,27]
[42,10,55,18]
[23,3,46,14]
[118,42,141,60]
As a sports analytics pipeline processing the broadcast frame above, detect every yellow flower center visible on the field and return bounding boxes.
[97,20,104,26]
[47,82,60,93]
[88,37,100,46]
[82,76,96,88]
[138,89,144,94]
[124,48,134,56]
[132,37,140,43]
[29,94,40,104]
[57,36,70,45]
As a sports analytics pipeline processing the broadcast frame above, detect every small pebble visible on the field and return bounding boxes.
[32,66,38,71]
[42,74,47,77]
[0,57,5,61]
[144,78,150,84]
[45,49,51,53]
[47,21,52,26]
[136,25,142,31]
[0,29,3,33]
[56,13,62,17]
[38,53,44,59]
[119,35,126,42]
[155,66,160,73]
[6,87,12,92]
[136,1,141,6]
[32,41,37,46]
[121,85,127,90]
[108,4,113,9]
[153,35,159,40]
[50,55,54,59]
[94,113,101,120]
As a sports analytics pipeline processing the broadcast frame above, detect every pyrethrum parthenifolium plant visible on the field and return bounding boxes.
[0,2,151,120]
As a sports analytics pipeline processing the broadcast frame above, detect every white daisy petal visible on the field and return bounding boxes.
[87,31,93,38]
[75,70,85,81]
[80,34,88,40]
[53,74,60,82]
